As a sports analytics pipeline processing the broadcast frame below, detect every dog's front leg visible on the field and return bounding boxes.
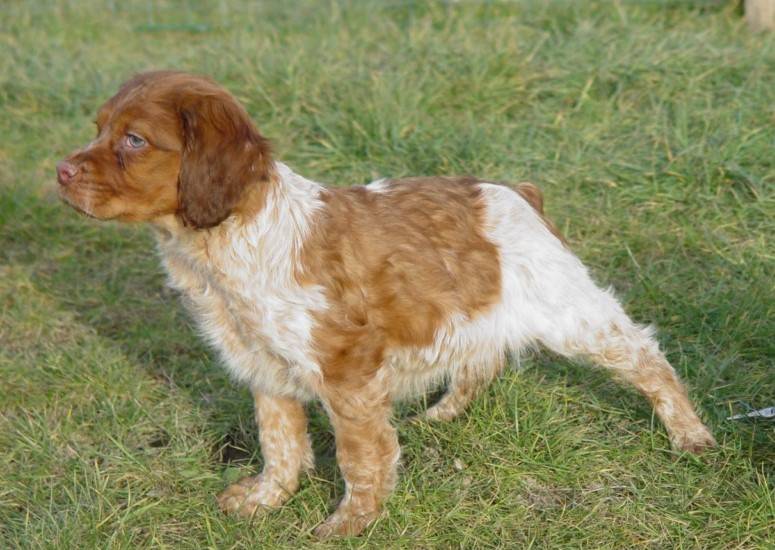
[218,392,314,517]
[314,375,399,538]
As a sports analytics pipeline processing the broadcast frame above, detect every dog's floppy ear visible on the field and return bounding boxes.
[177,89,272,229]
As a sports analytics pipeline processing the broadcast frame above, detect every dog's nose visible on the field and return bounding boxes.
[56,161,78,186]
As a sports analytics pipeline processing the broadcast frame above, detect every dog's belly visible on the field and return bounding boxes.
[383,307,528,400]
[384,350,452,401]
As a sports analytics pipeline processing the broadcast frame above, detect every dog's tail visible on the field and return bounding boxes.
[508,181,567,245]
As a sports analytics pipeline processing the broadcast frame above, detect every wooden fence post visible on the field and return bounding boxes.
[745,0,775,31]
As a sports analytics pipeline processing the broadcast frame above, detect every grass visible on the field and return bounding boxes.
[1,0,773,547]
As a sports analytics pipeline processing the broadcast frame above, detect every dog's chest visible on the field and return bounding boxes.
[157,235,325,395]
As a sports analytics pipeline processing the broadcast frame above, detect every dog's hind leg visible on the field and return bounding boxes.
[539,290,716,453]
[424,356,506,421]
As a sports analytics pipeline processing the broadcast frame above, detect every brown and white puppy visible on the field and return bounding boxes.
[57,71,716,538]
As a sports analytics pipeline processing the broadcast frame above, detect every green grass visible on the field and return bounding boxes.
[1,0,773,547]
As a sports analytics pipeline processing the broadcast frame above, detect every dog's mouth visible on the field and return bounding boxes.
[68,202,99,220]
[58,185,101,220]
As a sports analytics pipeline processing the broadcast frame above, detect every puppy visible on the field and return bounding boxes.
[57,71,716,537]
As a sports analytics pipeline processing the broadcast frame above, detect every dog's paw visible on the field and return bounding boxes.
[313,508,379,538]
[422,401,462,422]
[217,474,289,518]
[671,426,717,454]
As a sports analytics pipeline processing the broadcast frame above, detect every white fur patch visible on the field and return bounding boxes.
[156,162,327,401]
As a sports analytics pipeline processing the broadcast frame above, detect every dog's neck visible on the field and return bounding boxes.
[152,161,325,276]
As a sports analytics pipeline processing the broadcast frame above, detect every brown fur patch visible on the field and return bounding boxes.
[299,176,502,387]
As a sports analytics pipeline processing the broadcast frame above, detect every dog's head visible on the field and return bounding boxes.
[57,71,272,229]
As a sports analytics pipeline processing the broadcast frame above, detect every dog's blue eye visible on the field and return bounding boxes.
[125,133,146,149]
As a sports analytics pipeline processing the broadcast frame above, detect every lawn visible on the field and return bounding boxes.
[1,0,773,547]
